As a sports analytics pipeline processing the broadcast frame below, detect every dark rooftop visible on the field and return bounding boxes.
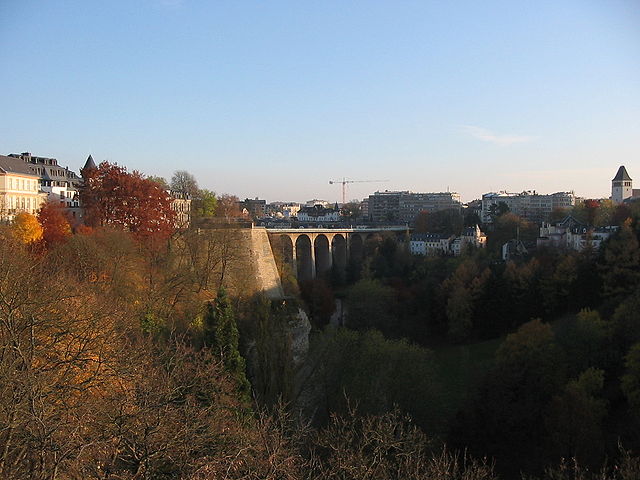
[613,166,632,182]
[83,154,97,171]
[0,155,39,176]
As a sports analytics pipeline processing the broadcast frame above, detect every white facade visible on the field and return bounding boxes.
[538,217,617,252]
[410,225,486,257]
[297,204,341,223]
[0,156,46,221]
[410,233,454,256]
[566,226,616,251]
[9,152,83,222]
[481,191,576,223]
[171,192,191,229]
[281,203,301,218]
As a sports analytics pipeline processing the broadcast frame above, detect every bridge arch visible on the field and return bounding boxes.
[295,234,314,281]
[274,234,294,266]
[314,234,331,278]
[349,233,364,262]
[365,232,384,256]
[332,234,347,272]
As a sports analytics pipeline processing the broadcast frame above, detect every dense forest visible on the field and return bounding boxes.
[2,164,640,479]
[290,199,640,478]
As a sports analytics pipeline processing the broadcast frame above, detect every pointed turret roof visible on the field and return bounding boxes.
[613,166,632,182]
[83,154,97,171]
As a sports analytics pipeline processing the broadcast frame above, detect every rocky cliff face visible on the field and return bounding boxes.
[217,227,312,406]
[289,307,311,369]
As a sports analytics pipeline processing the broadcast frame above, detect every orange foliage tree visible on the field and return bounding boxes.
[11,212,43,244]
[80,161,176,240]
[37,201,72,247]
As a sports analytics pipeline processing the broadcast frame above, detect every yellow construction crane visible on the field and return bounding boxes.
[328,178,388,204]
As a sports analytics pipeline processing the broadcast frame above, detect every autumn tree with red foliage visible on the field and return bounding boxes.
[81,161,176,240]
[584,199,600,225]
[37,201,72,247]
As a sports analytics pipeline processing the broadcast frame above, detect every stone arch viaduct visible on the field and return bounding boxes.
[266,226,410,281]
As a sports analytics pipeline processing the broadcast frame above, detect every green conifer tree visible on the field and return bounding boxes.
[204,287,251,399]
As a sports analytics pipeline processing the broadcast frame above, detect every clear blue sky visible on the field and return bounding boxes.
[1,0,639,202]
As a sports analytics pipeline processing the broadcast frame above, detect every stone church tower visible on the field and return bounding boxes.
[612,166,633,203]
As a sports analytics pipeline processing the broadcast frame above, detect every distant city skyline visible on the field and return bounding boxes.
[1,1,638,203]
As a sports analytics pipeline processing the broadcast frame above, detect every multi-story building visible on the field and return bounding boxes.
[450,225,487,256]
[368,190,461,224]
[410,225,486,257]
[481,190,576,223]
[239,197,267,219]
[280,203,301,218]
[566,225,616,251]
[263,202,301,219]
[369,191,403,222]
[171,191,191,229]
[409,233,455,256]
[11,152,82,204]
[360,198,369,219]
[297,204,340,223]
[538,215,617,252]
[0,155,46,221]
[305,199,332,208]
[10,152,85,222]
[463,199,482,219]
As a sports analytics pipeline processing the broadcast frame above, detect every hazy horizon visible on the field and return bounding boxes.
[1,1,638,203]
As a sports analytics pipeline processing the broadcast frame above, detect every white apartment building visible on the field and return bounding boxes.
[9,152,87,223]
[0,155,46,221]
[410,225,486,257]
[10,152,82,206]
[410,233,455,255]
[481,191,576,223]
[368,190,461,223]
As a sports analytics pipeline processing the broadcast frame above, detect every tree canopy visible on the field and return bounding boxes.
[37,201,72,247]
[170,170,199,197]
[11,212,43,244]
[81,161,176,240]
